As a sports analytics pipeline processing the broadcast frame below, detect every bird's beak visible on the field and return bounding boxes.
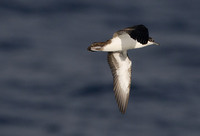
[154,42,160,45]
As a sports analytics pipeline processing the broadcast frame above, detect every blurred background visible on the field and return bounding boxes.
[0,0,199,136]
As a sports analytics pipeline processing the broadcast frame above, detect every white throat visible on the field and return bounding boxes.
[134,41,154,49]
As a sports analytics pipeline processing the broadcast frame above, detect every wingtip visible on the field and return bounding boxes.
[120,109,126,114]
[87,46,94,52]
[119,104,128,114]
[87,42,103,52]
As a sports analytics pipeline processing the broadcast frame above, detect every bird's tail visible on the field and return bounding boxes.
[87,42,105,52]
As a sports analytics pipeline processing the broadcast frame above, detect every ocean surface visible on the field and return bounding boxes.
[0,0,200,136]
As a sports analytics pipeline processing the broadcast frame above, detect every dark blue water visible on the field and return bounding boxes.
[0,0,200,136]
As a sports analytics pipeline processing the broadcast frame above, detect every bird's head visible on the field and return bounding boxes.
[147,37,159,46]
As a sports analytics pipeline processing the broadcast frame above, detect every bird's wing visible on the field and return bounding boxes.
[115,24,149,44]
[107,51,132,114]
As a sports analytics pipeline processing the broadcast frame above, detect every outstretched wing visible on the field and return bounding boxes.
[107,51,132,114]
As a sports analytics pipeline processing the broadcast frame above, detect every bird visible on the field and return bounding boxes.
[87,24,159,114]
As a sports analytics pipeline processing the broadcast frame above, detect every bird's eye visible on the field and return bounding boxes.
[149,37,154,42]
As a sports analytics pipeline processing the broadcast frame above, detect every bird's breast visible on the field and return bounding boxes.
[102,34,137,52]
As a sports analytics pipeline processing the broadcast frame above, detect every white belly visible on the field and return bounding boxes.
[102,34,137,52]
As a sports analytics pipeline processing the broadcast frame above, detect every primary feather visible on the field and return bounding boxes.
[107,51,132,114]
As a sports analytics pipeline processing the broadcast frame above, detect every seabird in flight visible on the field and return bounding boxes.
[88,24,159,114]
